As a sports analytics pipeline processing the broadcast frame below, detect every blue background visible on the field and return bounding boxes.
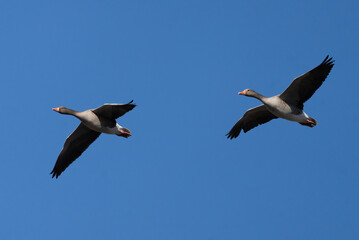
[1,1,358,239]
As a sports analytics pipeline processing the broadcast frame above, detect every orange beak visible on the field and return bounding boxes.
[238,91,246,95]
[52,108,59,112]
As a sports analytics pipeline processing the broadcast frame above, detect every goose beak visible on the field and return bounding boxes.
[238,91,245,95]
[52,108,59,112]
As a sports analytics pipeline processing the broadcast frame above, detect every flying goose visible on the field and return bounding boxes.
[226,56,334,139]
[51,100,136,178]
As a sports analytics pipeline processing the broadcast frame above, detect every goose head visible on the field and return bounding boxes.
[52,107,77,115]
[52,107,67,113]
[238,89,265,100]
[238,89,256,97]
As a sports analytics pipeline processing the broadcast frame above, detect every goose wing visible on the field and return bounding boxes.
[280,55,334,109]
[92,100,136,120]
[51,123,101,178]
[226,105,277,139]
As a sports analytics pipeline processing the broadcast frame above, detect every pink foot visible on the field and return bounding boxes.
[116,128,132,138]
[299,119,316,128]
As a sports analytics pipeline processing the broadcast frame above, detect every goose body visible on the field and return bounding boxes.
[51,100,136,178]
[261,96,309,122]
[226,56,334,139]
[75,110,125,135]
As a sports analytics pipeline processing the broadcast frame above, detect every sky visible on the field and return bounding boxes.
[0,1,358,239]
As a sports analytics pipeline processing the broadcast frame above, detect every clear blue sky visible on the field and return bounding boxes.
[0,1,358,239]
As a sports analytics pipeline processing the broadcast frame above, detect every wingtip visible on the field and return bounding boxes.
[322,55,335,66]
[50,170,60,179]
[128,100,137,107]
[226,132,238,140]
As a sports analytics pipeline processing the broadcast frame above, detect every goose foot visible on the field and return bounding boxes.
[116,128,132,138]
[299,118,317,128]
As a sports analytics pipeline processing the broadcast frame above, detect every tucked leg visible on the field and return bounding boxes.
[299,118,317,128]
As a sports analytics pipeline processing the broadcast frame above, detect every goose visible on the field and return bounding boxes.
[226,56,334,139]
[51,100,136,178]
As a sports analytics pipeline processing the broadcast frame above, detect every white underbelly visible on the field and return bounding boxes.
[84,122,119,134]
[100,125,120,134]
[274,111,308,122]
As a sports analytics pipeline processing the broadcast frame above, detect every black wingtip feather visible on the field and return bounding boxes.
[322,55,335,66]
[127,100,137,108]
[50,169,60,178]
[323,55,329,62]
[225,128,241,139]
[50,171,56,179]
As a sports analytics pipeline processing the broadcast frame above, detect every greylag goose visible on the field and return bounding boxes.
[51,100,136,178]
[226,56,334,139]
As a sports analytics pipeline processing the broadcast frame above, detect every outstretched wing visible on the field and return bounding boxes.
[51,123,101,178]
[279,55,334,109]
[226,105,277,139]
[92,100,136,120]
